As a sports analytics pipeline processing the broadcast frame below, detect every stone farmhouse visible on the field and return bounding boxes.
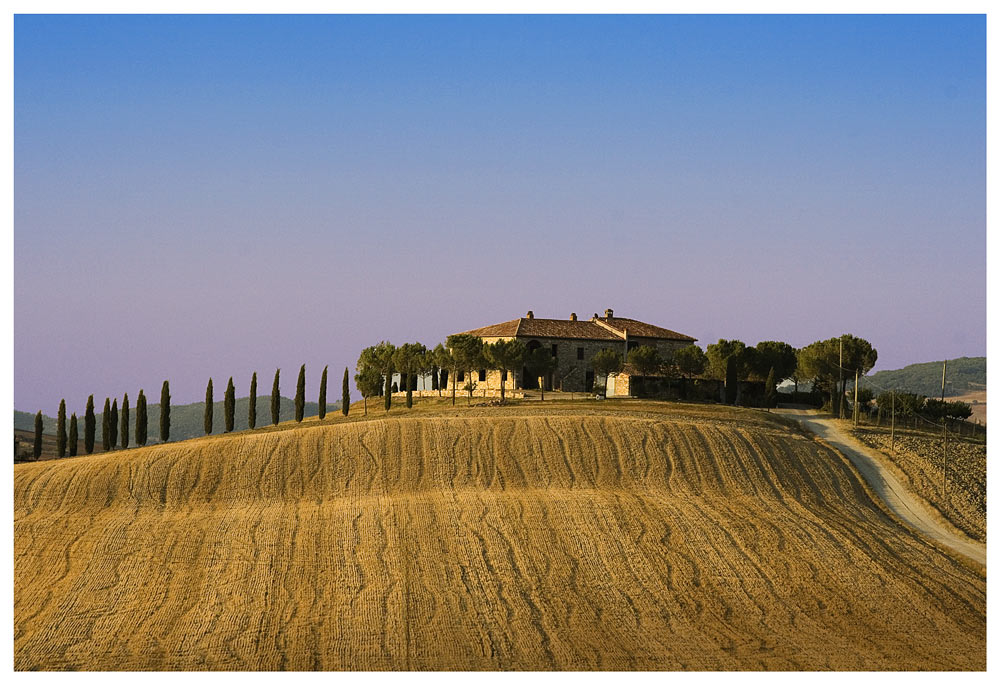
[453,309,696,397]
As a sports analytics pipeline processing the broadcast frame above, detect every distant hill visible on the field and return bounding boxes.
[860,357,985,398]
[14,395,339,442]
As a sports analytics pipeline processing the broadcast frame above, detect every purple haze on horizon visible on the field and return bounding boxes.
[15,15,985,415]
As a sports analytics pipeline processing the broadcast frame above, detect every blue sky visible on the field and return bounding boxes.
[15,14,985,414]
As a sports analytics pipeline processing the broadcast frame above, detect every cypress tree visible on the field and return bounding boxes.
[384,373,392,412]
[295,365,306,422]
[724,356,738,405]
[318,365,328,420]
[102,397,112,451]
[224,377,235,432]
[120,394,130,449]
[342,367,350,417]
[69,413,79,457]
[110,399,118,449]
[271,369,281,425]
[57,399,67,458]
[84,395,96,454]
[249,372,258,430]
[136,390,147,446]
[204,378,214,434]
[764,367,778,410]
[160,380,171,443]
[33,411,43,460]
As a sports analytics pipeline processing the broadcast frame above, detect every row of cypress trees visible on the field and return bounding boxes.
[35,384,159,461]
[199,365,353,436]
[28,364,355,461]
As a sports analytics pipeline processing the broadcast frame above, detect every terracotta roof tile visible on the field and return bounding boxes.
[457,314,696,343]
[604,318,697,342]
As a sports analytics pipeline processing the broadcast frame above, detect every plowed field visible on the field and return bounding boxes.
[14,402,986,670]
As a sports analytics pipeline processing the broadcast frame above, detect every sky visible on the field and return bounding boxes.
[14,14,985,415]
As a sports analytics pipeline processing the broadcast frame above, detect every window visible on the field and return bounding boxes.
[478,369,486,382]
[457,371,465,383]
[551,344,558,357]
[577,347,584,360]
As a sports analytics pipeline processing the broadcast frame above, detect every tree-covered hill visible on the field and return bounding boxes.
[15,395,338,442]
[860,357,985,397]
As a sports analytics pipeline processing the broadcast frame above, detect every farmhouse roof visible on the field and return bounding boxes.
[457,311,696,343]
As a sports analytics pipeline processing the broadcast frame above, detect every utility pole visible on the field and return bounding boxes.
[838,337,844,419]
[853,369,859,427]
[941,359,947,402]
[890,390,895,452]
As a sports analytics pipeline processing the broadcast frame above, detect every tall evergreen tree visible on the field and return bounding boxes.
[102,397,112,451]
[204,378,214,434]
[33,411,43,460]
[249,372,257,430]
[136,390,148,446]
[57,399,67,458]
[384,373,392,411]
[318,366,328,420]
[109,399,118,449]
[342,367,350,417]
[271,369,281,426]
[763,367,778,410]
[84,394,96,454]
[120,393,130,449]
[69,413,79,457]
[160,380,171,443]
[295,365,306,422]
[224,377,235,432]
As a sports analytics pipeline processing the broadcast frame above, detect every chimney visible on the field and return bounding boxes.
[570,312,577,321]
[605,308,614,319]
[526,310,534,319]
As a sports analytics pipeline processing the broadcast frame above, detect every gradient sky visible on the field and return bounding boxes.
[15,14,985,415]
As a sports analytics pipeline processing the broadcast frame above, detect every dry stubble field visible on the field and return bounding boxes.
[14,400,986,670]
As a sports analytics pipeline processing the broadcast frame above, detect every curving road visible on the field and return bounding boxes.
[776,407,986,567]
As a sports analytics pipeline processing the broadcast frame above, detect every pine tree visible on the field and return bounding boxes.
[84,395,96,454]
[136,390,148,446]
[57,399,67,458]
[33,411,43,460]
[160,380,171,442]
[342,367,350,417]
[224,377,235,432]
[318,366,328,420]
[120,394,130,449]
[295,365,306,422]
[102,397,112,451]
[204,378,214,434]
[109,398,118,449]
[69,413,79,457]
[271,369,281,426]
[249,372,258,430]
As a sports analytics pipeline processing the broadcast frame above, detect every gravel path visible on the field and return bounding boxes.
[776,407,986,567]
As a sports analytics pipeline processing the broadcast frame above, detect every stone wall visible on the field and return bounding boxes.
[454,335,696,395]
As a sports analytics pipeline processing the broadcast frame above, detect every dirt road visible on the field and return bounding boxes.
[776,407,986,566]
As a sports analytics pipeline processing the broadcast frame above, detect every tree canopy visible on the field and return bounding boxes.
[627,345,663,377]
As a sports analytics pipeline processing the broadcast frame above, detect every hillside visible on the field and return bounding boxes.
[14,395,337,444]
[14,401,985,670]
[860,357,985,397]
